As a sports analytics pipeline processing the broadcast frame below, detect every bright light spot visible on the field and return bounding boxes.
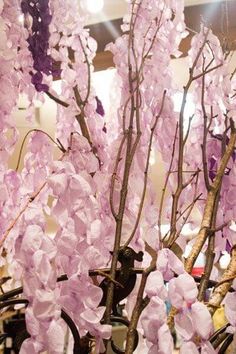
[149,149,156,166]
[160,224,170,237]
[51,80,62,95]
[219,252,230,269]
[183,244,205,266]
[229,221,236,231]
[18,14,24,23]
[173,92,195,134]
[34,99,43,108]
[81,0,104,14]
[92,68,116,115]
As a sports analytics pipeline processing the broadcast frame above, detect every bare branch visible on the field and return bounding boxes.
[208,246,236,315]
[124,91,166,247]
[185,122,236,273]
[46,91,69,108]
[15,129,64,172]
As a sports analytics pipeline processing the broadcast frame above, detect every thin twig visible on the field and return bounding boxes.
[15,129,63,171]
[185,120,236,273]
[104,12,141,324]
[109,133,128,219]
[208,246,236,315]
[46,91,69,108]
[125,263,156,354]
[1,152,66,249]
[158,123,178,244]
[124,91,166,247]
[169,171,200,248]
[201,56,211,191]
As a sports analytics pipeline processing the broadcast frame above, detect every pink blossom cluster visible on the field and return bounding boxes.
[0,0,236,353]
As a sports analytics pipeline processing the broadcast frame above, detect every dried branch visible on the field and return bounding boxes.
[46,91,69,108]
[95,270,124,288]
[201,57,211,191]
[185,121,236,273]
[1,152,66,249]
[104,12,141,324]
[176,193,202,224]
[198,123,230,301]
[125,263,156,354]
[15,129,63,172]
[169,171,200,248]
[104,6,165,326]
[213,275,236,291]
[208,246,236,315]
[0,182,47,250]
[167,30,211,247]
[158,123,178,244]
[124,91,166,247]
[110,133,128,219]
[192,63,223,81]
[78,36,91,104]
[197,207,217,301]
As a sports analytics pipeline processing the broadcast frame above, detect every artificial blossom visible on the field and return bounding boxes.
[0,0,236,353]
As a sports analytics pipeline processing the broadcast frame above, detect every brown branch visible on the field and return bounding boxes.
[15,129,63,172]
[104,5,165,325]
[230,67,236,80]
[208,246,236,315]
[46,91,69,108]
[201,57,211,191]
[192,63,223,81]
[185,121,236,274]
[125,263,156,354]
[213,275,236,291]
[182,169,199,189]
[109,133,128,219]
[95,270,124,288]
[197,216,216,301]
[198,123,229,300]
[176,193,202,224]
[104,16,140,325]
[78,36,91,104]
[169,171,200,248]
[124,91,166,247]
[0,182,47,249]
[166,30,211,247]
[183,114,194,146]
[212,221,230,233]
[1,152,66,249]
[158,123,178,244]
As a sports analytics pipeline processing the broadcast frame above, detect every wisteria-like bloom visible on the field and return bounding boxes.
[21,0,58,91]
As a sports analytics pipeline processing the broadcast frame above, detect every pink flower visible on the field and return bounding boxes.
[168,273,198,309]
[156,249,185,281]
[224,292,236,331]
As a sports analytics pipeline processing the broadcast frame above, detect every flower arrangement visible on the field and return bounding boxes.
[0,0,236,353]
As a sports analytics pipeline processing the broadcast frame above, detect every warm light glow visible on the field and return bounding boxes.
[219,252,231,270]
[81,0,104,14]
[173,92,195,134]
[18,14,24,23]
[92,68,117,115]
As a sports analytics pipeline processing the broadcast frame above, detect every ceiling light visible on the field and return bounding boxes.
[81,0,104,14]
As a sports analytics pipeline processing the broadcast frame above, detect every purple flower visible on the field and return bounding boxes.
[21,0,57,92]
[95,96,105,117]
[209,156,217,182]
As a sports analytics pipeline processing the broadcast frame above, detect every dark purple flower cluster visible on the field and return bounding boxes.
[208,133,235,182]
[21,0,59,92]
[95,96,105,117]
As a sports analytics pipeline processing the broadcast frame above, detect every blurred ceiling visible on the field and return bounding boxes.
[85,0,236,71]
[84,0,234,25]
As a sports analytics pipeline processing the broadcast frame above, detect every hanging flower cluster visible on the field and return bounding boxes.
[0,0,236,353]
[21,0,58,91]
